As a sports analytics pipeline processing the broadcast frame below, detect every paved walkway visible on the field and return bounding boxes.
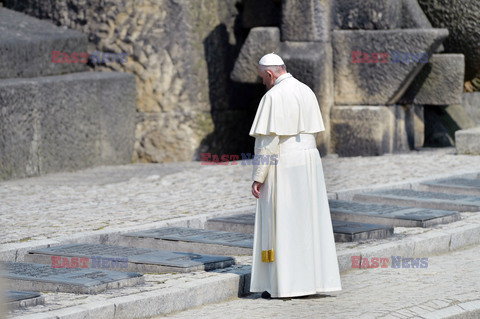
[2,148,480,245]
[159,244,480,319]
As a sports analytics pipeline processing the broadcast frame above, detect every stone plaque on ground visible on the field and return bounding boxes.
[121,227,253,255]
[332,220,393,242]
[25,243,234,273]
[3,262,144,294]
[6,290,44,310]
[206,214,256,234]
[354,189,480,212]
[205,214,392,242]
[420,178,480,196]
[329,200,460,227]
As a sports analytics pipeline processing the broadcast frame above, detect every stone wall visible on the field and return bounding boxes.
[4,0,254,162]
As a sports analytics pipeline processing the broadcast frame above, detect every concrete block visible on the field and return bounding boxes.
[405,104,425,149]
[0,7,88,79]
[281,0,331,42]
[334,0,402,30]
[456,127,480,155]
[331,106,395,156]
[279,41,334,154]
[463,92,480,126]
[400,54,465,105]
[230,27,280,83]
[0,72,136,181]
[332,29,449,105]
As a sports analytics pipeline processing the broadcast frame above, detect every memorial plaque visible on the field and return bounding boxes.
[332,220,394,242]
[121,227,254,255]
[3,262,144,294]
[354,189,480,212]
[6,290,44,310]
[25,243,235,273]
[206,214,256,234]
[329,200,460,227]
[420,178,480,196]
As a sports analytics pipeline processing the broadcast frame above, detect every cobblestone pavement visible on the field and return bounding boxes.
[1,148,480,244]
[158,244,480,319]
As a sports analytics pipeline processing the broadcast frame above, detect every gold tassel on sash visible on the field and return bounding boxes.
[262,249,274,263]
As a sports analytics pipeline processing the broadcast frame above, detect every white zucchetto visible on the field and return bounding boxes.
[258,53,285,66]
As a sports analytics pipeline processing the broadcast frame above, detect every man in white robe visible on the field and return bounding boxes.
[250,53,342,298]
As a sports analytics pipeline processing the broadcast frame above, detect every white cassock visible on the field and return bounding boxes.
[249,73,342,298]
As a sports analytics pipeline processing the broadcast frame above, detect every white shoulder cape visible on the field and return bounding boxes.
[249,73,325,137]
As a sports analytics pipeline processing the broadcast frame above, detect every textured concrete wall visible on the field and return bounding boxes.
[4,0,247,162]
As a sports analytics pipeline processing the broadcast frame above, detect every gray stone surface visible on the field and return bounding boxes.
[334,0,402,30]
[241,0,281,29]
[279,41,334,155]
[400,54,465,105]
[329,200,460,227]
[405,104,425,149]
[25,243,235,273]
[332,29,448,105]
[3,262,144,294]
[281,0,331,42]
[463,93,480,126]
[456,128,480,156]
[419,178,480,196]
[417,0,480,80]
[206,214,256,234]
[331,220,393,242]
[330,106,396,156]
[121,227,253,256]
[0,71,136,181]
[230,27,280,83]
[6,291,44,311]
[354,189,480,212]
[0,7,87,79]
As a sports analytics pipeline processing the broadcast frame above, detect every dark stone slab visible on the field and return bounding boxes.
[329,200,460,227]
[5,290,44,310]
[354,189,480,212]
[420,178,480,196]
[206,214,392,242]
[25,243,235,273]
[121,227,253,255]
[3,262,144,294]
[332,220,394,242]
[0,7,88,79]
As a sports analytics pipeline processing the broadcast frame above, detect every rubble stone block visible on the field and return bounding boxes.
[230,27,280,83]
[400,54,465,105]
[332,29,448,105]
[331,106,396,156]
[456,128,480,155]
[334,0,402,30]
[281,0,331,42]
[462,93,480,126]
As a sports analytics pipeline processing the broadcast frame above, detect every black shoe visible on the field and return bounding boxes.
[261,291,271,299]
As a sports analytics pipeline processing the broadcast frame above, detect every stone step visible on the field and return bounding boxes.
[24,243,235,273]
[120,227,253,256]
[354,189,480,212]
[0,71,136,181]
[2,261,144,294]
[5,290,44,311]
[417,178,480,196]
[205,216,393,242]
[329,200,460,227]
[0,7,88,79]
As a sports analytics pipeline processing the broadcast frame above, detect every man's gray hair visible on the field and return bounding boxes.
[259,64,287,76]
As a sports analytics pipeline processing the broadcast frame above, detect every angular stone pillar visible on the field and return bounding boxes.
[281,0,331,42]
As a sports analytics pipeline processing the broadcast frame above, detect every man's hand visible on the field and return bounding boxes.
[252,181,263,199]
